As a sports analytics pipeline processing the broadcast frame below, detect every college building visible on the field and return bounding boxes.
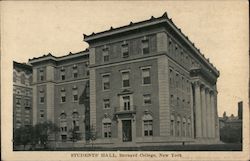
[17,12,220,146]
[13,61,33,129]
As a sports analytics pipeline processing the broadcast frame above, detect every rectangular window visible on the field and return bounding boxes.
[73,94,78,101]
[40,96,44,103]
[142,39,149,54]
[103,123,111,138]
[170,95,174,105]
[39,69,44,81]
[61,93,66,103]
[39,90,45,104]
[183,122,186,137]
[16,98,21,105]
[142,68,151,85]
[73,70,78,78]
[103,99,110,109]
[170,120,174,136]
[144,120,153,136]
[177,121,181,136]
[73,88,78,101]
[102,74,110,90]
[61,72,65,80]
[122,43,129,58]
[122,71,130,88]
[123,96,130,111]
[103,47,109,62]
[40,110,44,118]
[143,94,151,105]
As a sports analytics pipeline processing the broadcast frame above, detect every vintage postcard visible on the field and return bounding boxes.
[1,1,249,161]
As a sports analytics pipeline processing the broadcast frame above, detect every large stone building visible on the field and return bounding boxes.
[84,12,220,146]
[26,12,220,146]
[28,51,90,142]
[13,61,33,129]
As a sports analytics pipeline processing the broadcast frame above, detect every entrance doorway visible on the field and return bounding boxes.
[122,120,132,142]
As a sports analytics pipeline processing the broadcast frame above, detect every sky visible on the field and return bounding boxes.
[1,1,249,116]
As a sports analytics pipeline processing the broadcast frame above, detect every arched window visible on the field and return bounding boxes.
[60,113,67,141]
[102,117,111,138]
[142,114,153,136]
[176,116,181,137]
[72,111,80,131]
[182,118,187,137]
[170,115,175,136]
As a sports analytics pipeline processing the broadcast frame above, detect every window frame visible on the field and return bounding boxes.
[102,73,110,91]
[143,94,152,105]
[141,66,151,85]
[121,70,130,88]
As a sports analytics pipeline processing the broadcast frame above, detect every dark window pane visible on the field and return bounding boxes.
[123,80,130,87]
[143,77,151,84]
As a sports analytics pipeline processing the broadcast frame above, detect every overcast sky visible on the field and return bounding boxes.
[1,1,248,116]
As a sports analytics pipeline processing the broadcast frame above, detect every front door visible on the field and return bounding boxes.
[122,120,132,142]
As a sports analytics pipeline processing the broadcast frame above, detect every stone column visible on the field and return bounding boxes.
[214,91,220,140]
[210,91,215,138]
[194,81,202,138]
[201,84,207,138]
[205,88,211,138]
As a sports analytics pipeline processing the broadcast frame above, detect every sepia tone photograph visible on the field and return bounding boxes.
[1,1,249,161]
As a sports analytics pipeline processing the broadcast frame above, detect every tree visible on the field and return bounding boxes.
[13,125,33,150]
[33,121,60,149]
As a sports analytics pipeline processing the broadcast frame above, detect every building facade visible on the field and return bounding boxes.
[13,61,33,129]
[28,51,90,142]
[26,12,220,146]
[84,13,220,145]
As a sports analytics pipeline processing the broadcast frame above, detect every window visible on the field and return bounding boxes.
[73,71,78,78]
[40,110,44,118]
[182,118,186,137]
[24,99,30,107]
[169,69,173,87]
[177,97,180,106]
[122,96,130,110]
[72,112,80,131]
[143,114,153,136]
[187,119,191,137]
[170,115,175,136]
[122,71,130,88]
[143,94,151,105]
[144,120,153,136]
[103,46,109,62]
[72,86,78,102]
[61,88,66,103]
[103,99,110,109]
[176,117,181,137]
[121,42,129,58]
[142,67,151,85]
[61,72,65,80]
[176,73,179,88]
[102,74,110,90]
[39,89,45,104]
[60,113,67,132]
[170,95,174,105]
[16,98,21,106]
[39,69,44,81]
[142,38,149,54]
[102,118,112,138]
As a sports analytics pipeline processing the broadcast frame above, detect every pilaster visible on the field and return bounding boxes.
[194,81,202,138]
[201,84,207,138]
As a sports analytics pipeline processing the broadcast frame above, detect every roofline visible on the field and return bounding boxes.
[83,12,219,76]
[13,61,32,71]
[28,50,89,64]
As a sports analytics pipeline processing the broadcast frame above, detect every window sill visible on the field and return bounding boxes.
[141,84,151,86]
